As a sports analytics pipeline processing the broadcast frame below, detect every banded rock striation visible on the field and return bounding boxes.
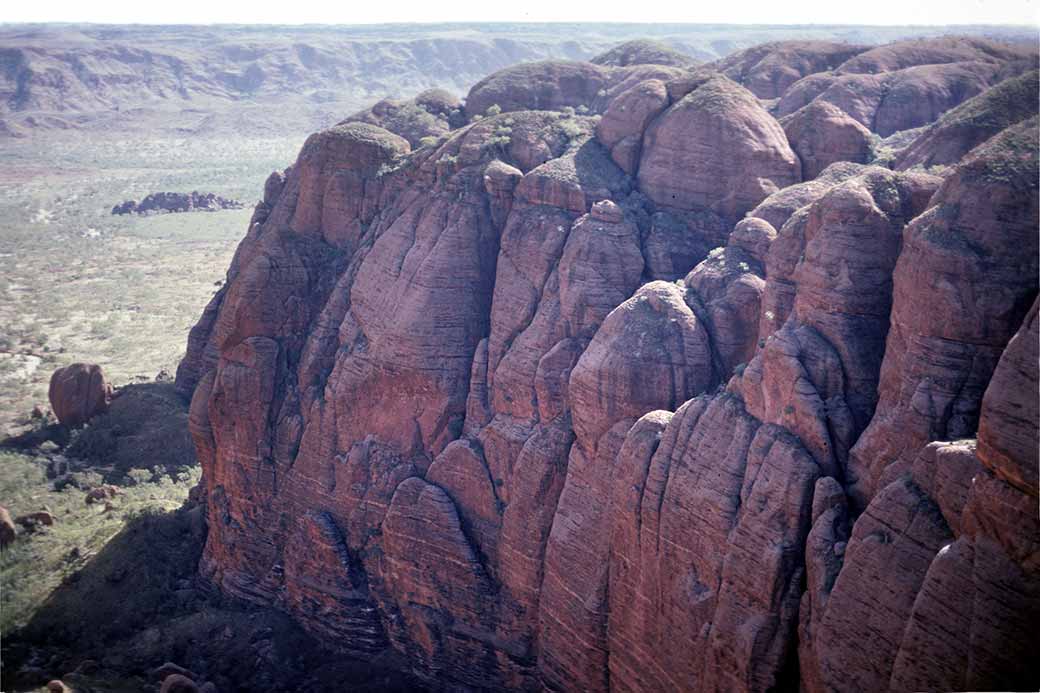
[177,41,1040,692]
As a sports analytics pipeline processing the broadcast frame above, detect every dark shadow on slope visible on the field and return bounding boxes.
[1,499,425,692]
[64,382,197,481]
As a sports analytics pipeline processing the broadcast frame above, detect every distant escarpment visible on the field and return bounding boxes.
[4,24,1036,138]
[177,37,1040,692]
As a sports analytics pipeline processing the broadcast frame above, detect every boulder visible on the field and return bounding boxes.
[0,506,16,547]
[16,510,55,528]
[85,485,121,504]
[728,217,776,268]
[48,363,111,427]
[160,674,200,693]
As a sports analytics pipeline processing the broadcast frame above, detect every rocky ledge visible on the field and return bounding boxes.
[175,37,1039,692]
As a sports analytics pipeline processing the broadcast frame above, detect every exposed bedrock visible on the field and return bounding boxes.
[802,296,1040,693]
[772,37,1037,137]
[780,101,873,180]
[895,69,1039,170]
[176,44,1040,693]
[637,74,801,221]
[846,118,1039,510]
[714,40,869,99]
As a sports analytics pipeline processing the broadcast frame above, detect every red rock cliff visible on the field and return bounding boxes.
[178,45,1040,692]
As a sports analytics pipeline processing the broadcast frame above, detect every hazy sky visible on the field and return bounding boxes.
[2,0,1037,26]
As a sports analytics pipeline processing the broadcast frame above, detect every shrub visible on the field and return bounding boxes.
[485,104,502,117]
[556,118,584,140]
[484,135,512,153]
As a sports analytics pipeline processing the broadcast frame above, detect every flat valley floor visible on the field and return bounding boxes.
[0,133,304,434]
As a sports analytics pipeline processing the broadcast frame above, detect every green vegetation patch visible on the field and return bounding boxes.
[0,449,198,635]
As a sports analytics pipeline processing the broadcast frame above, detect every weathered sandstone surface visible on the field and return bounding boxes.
[715,41,869,99]
[48,363,112,427]
[895,69,1039,170]
[177,41,1040,691]
[772,38,1037,137]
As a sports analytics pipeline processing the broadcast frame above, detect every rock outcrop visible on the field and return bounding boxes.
[340,88,464,147]
[0,506,16,548]
[159,674,199,693]
[464,60,685,119]
[776,62,1002,136]
[835,36,1034,75]
[111,191,243,215]
[769,37,1037,140]
[637,74,801,221]
[895,69,1039,170]
[48,363,112,428]
[780,101,873,179]
[591,39,698,68]
[176,41,1040,693]
[715,40,869,99]
[846,117,1039,509]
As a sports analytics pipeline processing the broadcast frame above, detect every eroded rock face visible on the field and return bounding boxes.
[48,363,112,427]
[178,44,1040,693]
[757,166,941,352]
[777,60,1012,137]
[596,78,669,174]
[780,101,873,179]
[896,70,1040,170]
[464,60,684,120]
[637,75,801,221]
[714,40,869,99]
[802,294,1040,693]
[340,88,463,147]
[846,118,1039,509]
[977,298,1039,495]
